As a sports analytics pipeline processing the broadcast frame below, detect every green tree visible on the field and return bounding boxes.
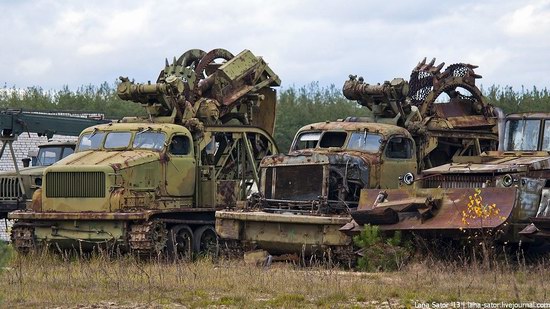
[0,83,143,119]
[484,85,550,113]
[2,81,550,151]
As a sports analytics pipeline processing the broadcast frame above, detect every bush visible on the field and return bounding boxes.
[353,224,411,272]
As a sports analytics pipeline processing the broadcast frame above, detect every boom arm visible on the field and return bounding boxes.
[0,110,110,139]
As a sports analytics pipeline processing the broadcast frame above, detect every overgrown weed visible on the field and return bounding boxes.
[1,247,550,307]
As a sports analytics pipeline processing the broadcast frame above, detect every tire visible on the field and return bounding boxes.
[193,225,219,257]
[167,224,193,259]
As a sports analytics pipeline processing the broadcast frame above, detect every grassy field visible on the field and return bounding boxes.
[1,248,549,308]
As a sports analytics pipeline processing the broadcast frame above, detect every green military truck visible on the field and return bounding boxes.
[9,48,281,256]
[0,110,110,219]
[216,59,500,261]
[0,141,76,218]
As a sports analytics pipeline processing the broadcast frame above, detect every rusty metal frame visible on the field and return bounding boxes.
[9,207,216,221]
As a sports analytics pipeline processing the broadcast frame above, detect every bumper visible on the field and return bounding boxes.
[0,200,23,218]
[28,220,127,247]
[216,210,351,254]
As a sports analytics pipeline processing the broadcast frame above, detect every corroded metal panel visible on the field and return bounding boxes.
[353,187,517,231]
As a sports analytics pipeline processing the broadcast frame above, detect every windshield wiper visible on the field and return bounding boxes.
[136,127,152,136]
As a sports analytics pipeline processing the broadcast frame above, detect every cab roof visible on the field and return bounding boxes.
[81,122,187,135]
[506,112,550,120]
[38,140,76,147]
[297,121,410,138]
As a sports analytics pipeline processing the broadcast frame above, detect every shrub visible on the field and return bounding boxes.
[353,224,411,272]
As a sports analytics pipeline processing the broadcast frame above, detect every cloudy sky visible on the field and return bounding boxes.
[1,0,549,91]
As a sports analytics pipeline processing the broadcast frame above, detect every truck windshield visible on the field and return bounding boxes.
[78,132,106,151]
[347,132,382,153]
[104,132,132,149]
[77,130,167,152]
[133,132,166,151]
[503,119,540,151]
[319,132,348,148]
[36,147,62,166]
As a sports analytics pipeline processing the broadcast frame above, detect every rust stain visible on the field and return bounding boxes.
[353,187,516,231]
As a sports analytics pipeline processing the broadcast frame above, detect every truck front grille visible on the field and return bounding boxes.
[46,172,105,198]
[0,177,22,200]
[265,165,324,200]
[422,174,494,188]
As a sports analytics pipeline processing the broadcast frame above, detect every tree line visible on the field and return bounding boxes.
[1,82,549,151]
[0,83,143,119]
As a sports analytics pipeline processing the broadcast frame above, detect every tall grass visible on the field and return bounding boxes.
[1,248,549,307]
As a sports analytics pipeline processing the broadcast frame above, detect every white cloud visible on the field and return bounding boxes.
[101,7,151,40]
[77,43,115,56]
[0,0,549,90]
[502,1,550,36]
[56,10,86,34]
[15,58,53,77]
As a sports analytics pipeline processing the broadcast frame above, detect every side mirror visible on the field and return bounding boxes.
[22,158,31,168]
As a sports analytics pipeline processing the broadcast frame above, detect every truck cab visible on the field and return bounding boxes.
[30,141,76,167]
[256,121,417,215]
[500,113,550,152]
[0,141,76,218]
[37,123,197,214]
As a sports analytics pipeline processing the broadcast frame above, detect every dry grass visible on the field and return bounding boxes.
[1,249,550,308]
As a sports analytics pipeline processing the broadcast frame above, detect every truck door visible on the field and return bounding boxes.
[379,136,417,189]
[165,134,196,196]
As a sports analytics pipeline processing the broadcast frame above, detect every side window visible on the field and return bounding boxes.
[293,132,321,150]
[542,120,550,151]
[385,137,413,159]
[62,147,75,158]
[170,135,191,156]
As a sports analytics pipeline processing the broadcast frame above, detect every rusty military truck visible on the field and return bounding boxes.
[344,112,550,244]
[9,48,281,256]
[217,120,419,258]
[216,59,500,260]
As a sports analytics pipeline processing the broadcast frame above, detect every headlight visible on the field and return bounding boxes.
[402,172,415,185]
[502,174,513,187]
[34,177,42,186]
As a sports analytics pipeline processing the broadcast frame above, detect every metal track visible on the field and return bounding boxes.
[128,220,167,255]
[10,225,35,253]
[331,245,357,268]
[219,239,247,260]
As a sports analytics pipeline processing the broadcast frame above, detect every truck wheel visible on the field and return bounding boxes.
[193,225,218,257]
[167,224,193,259]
